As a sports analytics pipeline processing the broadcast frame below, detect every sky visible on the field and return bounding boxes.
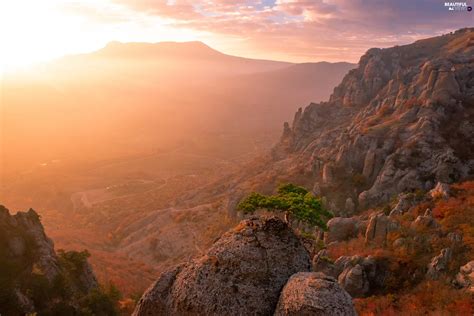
[0,0,472,70]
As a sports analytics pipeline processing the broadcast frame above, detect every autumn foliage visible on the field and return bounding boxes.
[327,181,474,315]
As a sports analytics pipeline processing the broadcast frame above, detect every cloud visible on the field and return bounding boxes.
[108,0,473,62]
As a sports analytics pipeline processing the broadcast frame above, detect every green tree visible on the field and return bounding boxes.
[237,183,333,230]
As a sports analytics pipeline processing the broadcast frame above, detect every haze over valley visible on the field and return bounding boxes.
[1,41,354,295]
[1,1,473,314]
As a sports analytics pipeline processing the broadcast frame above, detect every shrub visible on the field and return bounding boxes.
[58,249,91,278]
[238,183,332,230]
[79,288,119,316]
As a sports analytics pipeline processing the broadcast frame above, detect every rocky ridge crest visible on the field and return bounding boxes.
[0,205,100,314]
[272,28,474,213]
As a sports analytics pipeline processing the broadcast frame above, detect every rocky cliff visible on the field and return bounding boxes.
[270,28,474,214]
[0,205,113,315]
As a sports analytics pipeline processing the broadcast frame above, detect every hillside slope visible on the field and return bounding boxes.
[80,29,473,280]
[259,27,474,214]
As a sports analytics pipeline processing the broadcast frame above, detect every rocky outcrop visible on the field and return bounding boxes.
[324,217,362,244]
[0,206,60,281]
[312,249,339,278]
[270,28,474,212]
[133,216,311,316]
[338,264,369,297]
[0,206,101,314]
[335,255,388,298]
[390,193,419,216]
[365,213,398,244]
[429,182,451,199]
[345,198,356,215]
[274,272,356,316]
[411,209,440,230]
[426,248,453,280]
[313,252,390,298]
[455,261,474,292]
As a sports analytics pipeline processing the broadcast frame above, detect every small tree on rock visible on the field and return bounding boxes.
[237,183,333,230]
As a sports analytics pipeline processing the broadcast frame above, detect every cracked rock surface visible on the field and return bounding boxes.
[133,216,311,316]
[274,272,356,316]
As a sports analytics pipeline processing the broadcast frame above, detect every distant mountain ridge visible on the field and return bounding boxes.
[1,41,355,173]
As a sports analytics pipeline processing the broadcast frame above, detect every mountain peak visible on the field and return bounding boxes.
[98,40,223,59]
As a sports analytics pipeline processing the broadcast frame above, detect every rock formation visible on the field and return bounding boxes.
[324,217,362,244]
[411,208,440,230]
[455,261,474,292]
[133,216,312,316]
[269,28,474,213]
[274,272,356,316]
[365,213,398,244]
[0,205,101,314]
[429,182,451,199]
[426,248,453,280]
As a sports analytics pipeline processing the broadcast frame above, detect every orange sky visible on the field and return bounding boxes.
[0,0,472,71]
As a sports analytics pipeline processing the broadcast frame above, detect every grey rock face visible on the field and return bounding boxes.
[271,29,474,211]
[133,216,311,316]
[426,248,453,280]
[390,193,417,216]
[335,255,387,298]
[1,206,60,282]
[365,213,398,244]
[274,272,356,316]
[78,260,99,293]
[345,198,356,215]
[324,217,361,244]
[0,205,99,313]
[312,250,339,278]
[314,253,389,298]
[338,264,369,297]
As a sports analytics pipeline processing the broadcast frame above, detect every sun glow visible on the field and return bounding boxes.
[0,0,204,73]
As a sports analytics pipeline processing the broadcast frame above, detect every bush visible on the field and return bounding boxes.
[238,183,332,230]
[79,288,119,316]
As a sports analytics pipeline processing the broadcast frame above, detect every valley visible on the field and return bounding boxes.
[1,19,473,314]
[1,42,353,296]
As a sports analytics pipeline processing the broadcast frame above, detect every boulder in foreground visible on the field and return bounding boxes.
[274,272,356,316]
[133,216,311,315]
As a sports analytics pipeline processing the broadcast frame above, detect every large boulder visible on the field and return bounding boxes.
[274,272,356,316]
[338,264,369,298]
[133,216,311,316]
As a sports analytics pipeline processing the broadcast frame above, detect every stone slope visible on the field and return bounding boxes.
[271,28,474,213]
